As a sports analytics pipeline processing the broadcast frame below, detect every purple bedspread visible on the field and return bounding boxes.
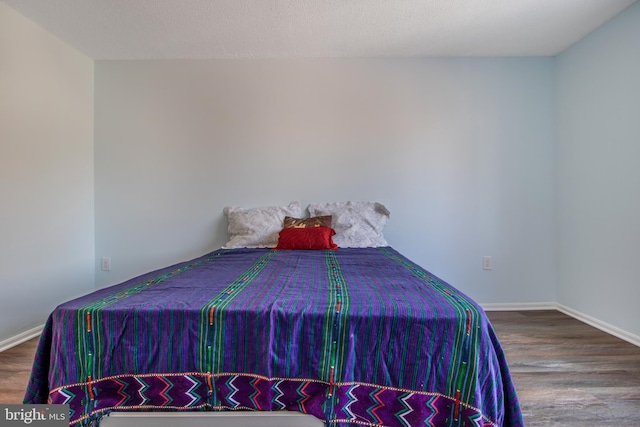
[25,247,523,426]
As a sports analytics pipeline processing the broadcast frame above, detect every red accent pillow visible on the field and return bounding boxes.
[275,226,338,250]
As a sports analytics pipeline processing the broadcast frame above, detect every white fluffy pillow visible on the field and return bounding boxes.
[307,201,390,248]
[223,202,303,248]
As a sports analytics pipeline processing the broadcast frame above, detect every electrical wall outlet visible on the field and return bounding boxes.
[483,256,492,270]
[101,257,111,271]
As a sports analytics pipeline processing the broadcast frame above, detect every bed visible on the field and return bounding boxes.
[24,246,523,426]
[25,201,523,426]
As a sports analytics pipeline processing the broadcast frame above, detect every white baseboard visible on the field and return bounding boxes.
[2,304,638,353]
[0,325,43,353]
[480,302,557,311]
[482,302,640,348]
[556,303,640,348]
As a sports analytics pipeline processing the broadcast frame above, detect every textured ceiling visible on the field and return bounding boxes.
[1,0,636,59]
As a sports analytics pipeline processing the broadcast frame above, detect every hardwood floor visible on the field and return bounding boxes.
[1,310,639,425]
[487,310,640,426]
[0,336,38,404]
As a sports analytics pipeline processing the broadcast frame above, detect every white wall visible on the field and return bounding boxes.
[95,58,557,305]
[0,3,94,342]
[556,2,640,337]
[1,0,637,346]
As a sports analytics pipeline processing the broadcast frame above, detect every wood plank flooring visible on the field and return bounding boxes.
[1,310,639,425]
[0,336,38,404]
[487,310,640,426]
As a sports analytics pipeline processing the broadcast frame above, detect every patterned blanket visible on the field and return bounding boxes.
[25,247,523,426]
